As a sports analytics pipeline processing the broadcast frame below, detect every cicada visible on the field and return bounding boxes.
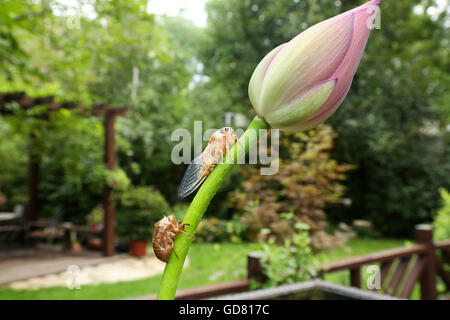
[152,215,191,263]
[178,127,238,198]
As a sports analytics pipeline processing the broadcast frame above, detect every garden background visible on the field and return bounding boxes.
[0,0,449,299]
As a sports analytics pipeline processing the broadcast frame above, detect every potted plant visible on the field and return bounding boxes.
[0,182,6,208]
[116,186,170,257]
[85,204,104,232]
[85,204,105,250]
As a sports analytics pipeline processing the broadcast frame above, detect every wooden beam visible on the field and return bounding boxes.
[350,267,361,288]
[436,257,450,289]
[59,101,77,110]
[399,256,426,299]
[415,225,437,300]
[35,96,54,105]
[92,104,108,116]
[442,248,450,263]
[27,134,39,221]
[93,106,128,117]
[103,111,116,257]
[18,95,36,108]
[131,279,250,300]
[247,252,266,284]
[0,91,25,103]
[317,244,426,273]
[387,257,409,296]
[109,107,128,117]
[1,93,53,109]
[0,91,128,119]
[435,239,450,250]
[380,260,393,287]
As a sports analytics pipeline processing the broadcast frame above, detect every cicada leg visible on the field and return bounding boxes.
[171,241,179,259]
[173,220,193,238]
[181,230,192,237]
[178,221,193,237]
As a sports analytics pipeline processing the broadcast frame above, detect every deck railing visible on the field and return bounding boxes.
[248,224,450,300]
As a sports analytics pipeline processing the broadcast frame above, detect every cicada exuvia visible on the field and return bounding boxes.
[152,215,191,263]
[178,127,238,197]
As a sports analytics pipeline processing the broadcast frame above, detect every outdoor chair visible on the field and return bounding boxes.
[0,204,26,244]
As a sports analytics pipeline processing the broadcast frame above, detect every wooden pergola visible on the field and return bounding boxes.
[0,91,128,256]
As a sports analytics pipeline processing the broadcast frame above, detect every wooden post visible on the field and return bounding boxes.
[350,267,361,288]
[103,111,116,256]
[63,229,72,251]
[27,135,39,221]
[415,224,437,300]
[247,252,266,284]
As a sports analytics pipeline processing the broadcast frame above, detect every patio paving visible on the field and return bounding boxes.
[0,245,125,286]
[0,245,186,290]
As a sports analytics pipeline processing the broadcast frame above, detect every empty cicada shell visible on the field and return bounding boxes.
[152,215,192,263]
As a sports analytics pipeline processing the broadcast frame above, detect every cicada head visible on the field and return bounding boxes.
[224,127,238,146]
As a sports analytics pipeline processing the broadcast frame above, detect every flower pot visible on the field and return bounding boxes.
[88,238,103,251]
[129,240,147,257]
[71,243,83,252]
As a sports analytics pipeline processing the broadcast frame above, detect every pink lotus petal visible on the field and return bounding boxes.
[257,12,354,115]
[266,79,337,128]
[308,3,376,122]
[248,44,285,112]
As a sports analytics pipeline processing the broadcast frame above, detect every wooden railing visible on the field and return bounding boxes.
[249,224,450,300]
[132,224,450,300]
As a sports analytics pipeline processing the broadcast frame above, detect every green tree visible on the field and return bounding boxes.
[0,1,203,218]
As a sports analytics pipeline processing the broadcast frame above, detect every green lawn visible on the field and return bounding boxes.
[0,238,410,300]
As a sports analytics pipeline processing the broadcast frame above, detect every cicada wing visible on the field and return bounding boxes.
[178,154,206,198]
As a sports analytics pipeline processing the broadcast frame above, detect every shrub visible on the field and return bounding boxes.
[195,216,249,243]
[258,212,317,287]
[434,188,450,241]
[119,186,169,212]
[104,168,131,193]
[233,125,353,251]
[116,186,170,241]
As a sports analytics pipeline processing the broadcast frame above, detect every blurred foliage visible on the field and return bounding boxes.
[0,0,449,239]
[85,203,104,226]
[104,168,131,193]
[433,188,450,241]
[233,125,353,251]
[258,212,317,287]
[119,186,169,212]
[0,0,222,221]
[0,118,28,206]
[171,203,190,221]
[203,0,450,236]
[116,208,156,242]
[195,216,249,243]
[116,186,170,241]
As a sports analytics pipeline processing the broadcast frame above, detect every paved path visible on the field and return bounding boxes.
[0,246,124,285]
[0,246,181,289]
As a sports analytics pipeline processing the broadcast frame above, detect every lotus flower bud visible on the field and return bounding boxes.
[249,0,381,132]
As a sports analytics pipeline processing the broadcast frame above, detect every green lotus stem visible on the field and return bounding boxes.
[156,115,270,300]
